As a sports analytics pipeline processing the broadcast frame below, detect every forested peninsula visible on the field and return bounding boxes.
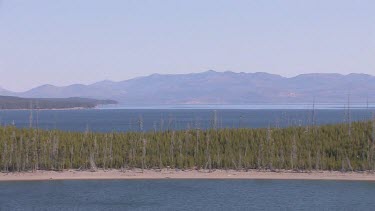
[1,120,374,172]
[0,96,117,110]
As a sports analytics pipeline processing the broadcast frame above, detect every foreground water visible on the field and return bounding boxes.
[0,180,374,210]
[0,109,374,132]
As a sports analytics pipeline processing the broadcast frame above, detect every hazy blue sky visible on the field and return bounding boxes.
[0,0,374,91]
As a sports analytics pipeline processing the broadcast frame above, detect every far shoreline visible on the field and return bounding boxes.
[0,105,139,111]
[1,169,374,182]
[0,107,94,111]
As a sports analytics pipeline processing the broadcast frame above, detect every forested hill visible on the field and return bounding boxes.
[0,96,117,109]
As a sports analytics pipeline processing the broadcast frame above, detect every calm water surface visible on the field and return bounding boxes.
[0,180,374,210]
[0,109,374,132]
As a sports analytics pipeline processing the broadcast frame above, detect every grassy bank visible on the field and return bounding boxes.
[1,120,375,172]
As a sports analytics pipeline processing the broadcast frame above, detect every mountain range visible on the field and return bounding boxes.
[2,70,375,105]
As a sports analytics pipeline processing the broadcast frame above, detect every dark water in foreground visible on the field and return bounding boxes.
[0,109,374,132]
[0,180,374,210]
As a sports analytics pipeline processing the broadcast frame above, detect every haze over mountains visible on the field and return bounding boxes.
[1,71,375,105]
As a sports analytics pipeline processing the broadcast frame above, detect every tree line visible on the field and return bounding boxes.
[0,96,117,109]
[0,119,374,172]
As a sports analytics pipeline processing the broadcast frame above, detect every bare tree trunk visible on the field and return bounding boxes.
[170,131,175,168]
[194,129,199,162]
[70,145,74,169]
[158,137,162,169]
[89,151,97,171]
[279,148,285,170]
[2,141,8,172]
[178,139,183,169]
[347,93,352,137]
[29,102,33,128]
[24,137,29,170]
[315,150,320,170]
[142,139,147,171]
[308,151,312,171]
[205,133,212,171]
[244,141,249,170]
[103,137,108,170]
[52,135,59,170]
[346,156,353,171]
[257,141,263,170]
[341,159,346,172]
[10,135,14,171]
[267,126,273,170]
[109,135,113,169]
[291,135,297,170]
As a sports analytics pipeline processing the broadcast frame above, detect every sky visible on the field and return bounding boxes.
[0,0,374,91]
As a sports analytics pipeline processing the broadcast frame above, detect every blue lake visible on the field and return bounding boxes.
[0,180,374,210]
[0,108,374,132]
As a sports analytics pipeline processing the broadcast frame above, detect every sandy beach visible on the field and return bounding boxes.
[0,169,374,181]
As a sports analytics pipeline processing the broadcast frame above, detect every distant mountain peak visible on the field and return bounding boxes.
[37,84,58,88]
[345,73,373,78]
[203,70,218,74]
